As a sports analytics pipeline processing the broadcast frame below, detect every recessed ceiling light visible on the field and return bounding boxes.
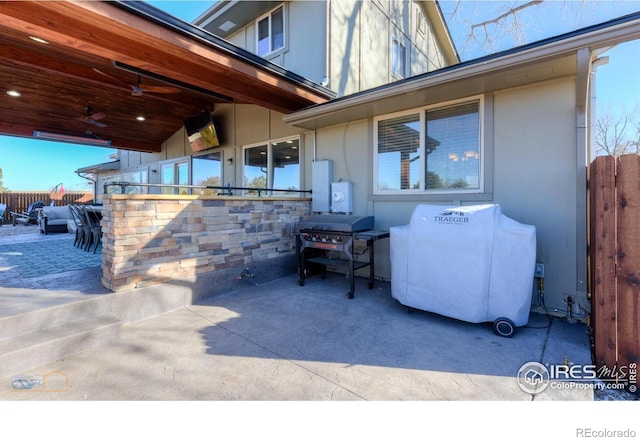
[6,90,21,97]
[136,116,146,121]
[29,36,49,44]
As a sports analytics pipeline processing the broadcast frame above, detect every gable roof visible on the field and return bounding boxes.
[284,12,640,129]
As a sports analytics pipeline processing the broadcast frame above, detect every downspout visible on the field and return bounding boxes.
[574,47,591,318]
[326,0,331,91]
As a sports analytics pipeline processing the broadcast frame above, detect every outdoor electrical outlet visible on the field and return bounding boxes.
[534,263,545,278]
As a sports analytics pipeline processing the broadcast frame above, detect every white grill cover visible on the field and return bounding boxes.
[390,204,536,326]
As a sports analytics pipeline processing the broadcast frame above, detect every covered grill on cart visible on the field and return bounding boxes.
[297,215,389,299]
[390,204,536,337]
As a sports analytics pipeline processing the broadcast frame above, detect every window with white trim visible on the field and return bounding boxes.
[257,5,284,56]
[391,36,406,78]
[243,137,300,196]
[375,97,483,195]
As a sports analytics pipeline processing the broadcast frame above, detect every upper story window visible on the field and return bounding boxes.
[391,36,406,79]
[257,5,284,57]
[374,97,484,196]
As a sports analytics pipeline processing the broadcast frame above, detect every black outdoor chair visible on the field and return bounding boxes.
[69,205,90,248]
[11,201,45,226]
[81,205,103,253]
[0,203,6,226]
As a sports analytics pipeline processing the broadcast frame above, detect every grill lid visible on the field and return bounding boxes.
[299,215,374,233]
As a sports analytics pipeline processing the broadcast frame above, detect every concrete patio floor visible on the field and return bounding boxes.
[0,223,632,405]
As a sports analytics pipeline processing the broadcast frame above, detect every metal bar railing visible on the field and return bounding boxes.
[104,182,312,197]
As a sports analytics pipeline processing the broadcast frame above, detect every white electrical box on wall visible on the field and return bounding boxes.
[312,160,333,213]
[331,181,353,213]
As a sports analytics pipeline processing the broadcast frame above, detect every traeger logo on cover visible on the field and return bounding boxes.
[434,211,469,224]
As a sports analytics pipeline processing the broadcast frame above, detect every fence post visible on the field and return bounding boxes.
[590,155,617,370]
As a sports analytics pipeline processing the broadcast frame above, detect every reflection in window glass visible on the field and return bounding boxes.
[391,37,406,78]
[425,102,479,190]
[272,139,299,193]
[161,165,174,195]
[375,99,482,194]
[377,113,420,191]
[104,170,148,195]
[271,7,284,51]
[243,138,300,196]
[192,152,222,196]
[161,161,189,194]
[257,16,269,56]
[244,144,268,195]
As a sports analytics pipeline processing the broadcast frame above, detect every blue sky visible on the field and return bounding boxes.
[1,1,638,191]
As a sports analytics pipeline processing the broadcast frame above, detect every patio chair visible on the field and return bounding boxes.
[81,205,103,253]
[11,201,45,226]
[0,203,6,225]
[69,205,90,248]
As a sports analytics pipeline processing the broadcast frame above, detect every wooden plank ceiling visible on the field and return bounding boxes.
[0,1,331,152]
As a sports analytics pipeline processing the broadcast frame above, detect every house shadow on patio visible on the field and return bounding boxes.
[191,271,592,395]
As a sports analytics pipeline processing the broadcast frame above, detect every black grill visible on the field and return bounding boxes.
[296,215,389,299]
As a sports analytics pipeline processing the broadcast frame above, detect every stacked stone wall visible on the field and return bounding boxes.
[100,195,310,292]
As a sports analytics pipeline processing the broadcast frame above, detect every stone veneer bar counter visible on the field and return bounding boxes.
[100,194,311,293]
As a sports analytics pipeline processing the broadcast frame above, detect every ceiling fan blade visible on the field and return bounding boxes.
[93,68,133,88]
[89,112,106,121]
[88,120,108,128]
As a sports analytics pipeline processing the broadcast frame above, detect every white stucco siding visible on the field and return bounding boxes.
[361,2,390,90]
[312,119,371,215]
[330,0,363,96]
[492,78,578,312]
[282,1,327,85]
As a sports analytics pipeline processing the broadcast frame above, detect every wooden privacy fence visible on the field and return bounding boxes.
[0,191,94,224]
[590,154,640,371]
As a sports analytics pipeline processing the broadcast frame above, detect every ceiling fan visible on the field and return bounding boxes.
[93,68,180,96]
[49,106,107,128]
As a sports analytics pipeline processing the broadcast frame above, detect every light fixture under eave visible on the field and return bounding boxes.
[33,131,112,147]
[29,35,49,44]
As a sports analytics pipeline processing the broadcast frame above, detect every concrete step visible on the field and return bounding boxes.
[0,313,121,377]
[0,295,111,341]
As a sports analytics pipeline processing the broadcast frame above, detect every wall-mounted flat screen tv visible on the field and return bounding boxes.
[184,110,219,152]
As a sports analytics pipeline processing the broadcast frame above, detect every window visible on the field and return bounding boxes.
[103,169,148,195]
[257,5,284,56]
[192,152,222,196]
[391,36,406,78]
[161,161,188,195]
[417,13,426,36]
[375,97,483,195]
[243,137,300,196]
